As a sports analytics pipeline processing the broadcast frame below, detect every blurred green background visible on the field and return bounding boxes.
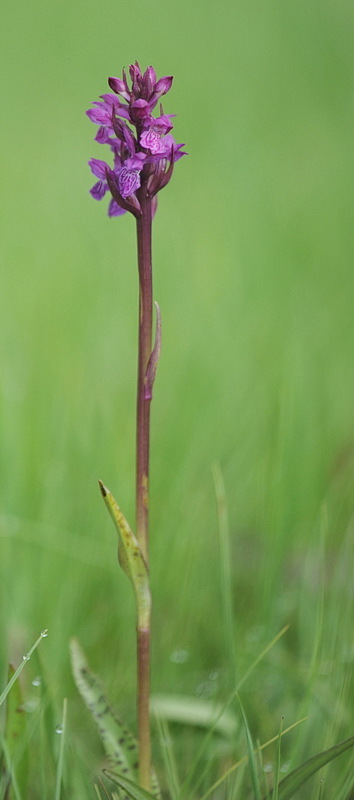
[1,0,354,793]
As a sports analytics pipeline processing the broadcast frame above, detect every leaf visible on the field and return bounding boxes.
[54,698,67,800]
[266,734,354,800]
[272,716,284,800]
[237,695,261,800]
[104,770,156,800]
[70,639,160,799]
[4,664,28,800]
[98,481,151,629]
[198,717,308,800]
[70,638,139,781]
[150,694,237,736]
[0,733,22,800]
[0,630,48,708]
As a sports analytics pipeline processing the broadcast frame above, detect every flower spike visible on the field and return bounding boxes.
[87,63,186,218]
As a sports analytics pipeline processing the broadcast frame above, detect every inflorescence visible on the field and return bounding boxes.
[87,62,187,218]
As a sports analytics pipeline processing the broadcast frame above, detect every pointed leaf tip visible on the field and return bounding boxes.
[98,479,107,497]
[99,483,151,628]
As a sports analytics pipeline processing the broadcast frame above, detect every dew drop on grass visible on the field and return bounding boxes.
[22,653,30,662]
[263,764,273,773]
[55,724,64,734]
[169,649,190,664]
[32,676,41,687]
[41,629,48,638]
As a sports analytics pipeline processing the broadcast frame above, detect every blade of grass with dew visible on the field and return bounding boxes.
[70,638,160,797]
[199,717,308,800]
[4,664,28,800]
[54,697,67,800]
[237,694,261,800]
[155,715,180,800]
[104,770,157,800]
[0,629,48,708]
[179,624,290,800]
[265,733,354,800]
[272,716,284,800]
[212,462,237,680]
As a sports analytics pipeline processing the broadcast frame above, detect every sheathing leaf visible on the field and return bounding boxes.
[98,482,151,629]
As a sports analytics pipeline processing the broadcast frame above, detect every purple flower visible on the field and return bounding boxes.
[88,157,127,217]
[87,62,186,218]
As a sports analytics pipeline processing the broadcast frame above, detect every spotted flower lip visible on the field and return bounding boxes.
[87,62,187,217]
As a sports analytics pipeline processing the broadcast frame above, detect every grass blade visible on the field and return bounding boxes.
[104,770,156,800]
[235,625,289,694]
[199,717,307,800]
[0,630,48,708]
[272,716,284,800]
[4,664,28,800]
[0,732,22,800]
[237,694,261,800]
[180,625,289,800]
[267,734,354,800]
[54,697,67,800]
[155,715,180,800]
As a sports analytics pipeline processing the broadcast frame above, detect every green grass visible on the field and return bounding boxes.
[1,0,354,796]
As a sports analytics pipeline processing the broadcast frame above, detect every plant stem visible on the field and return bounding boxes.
[137,626,151,791]
[135,190,153,790]
[136,193,153,565]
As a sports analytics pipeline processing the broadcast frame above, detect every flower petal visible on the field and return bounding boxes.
[108,197,127,217]
[88,158,110,179]
[108,76,130,101]
[118,167,141,198]
[90,180,108,200]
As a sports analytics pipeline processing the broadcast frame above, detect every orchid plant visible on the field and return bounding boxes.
[74,62,186,795]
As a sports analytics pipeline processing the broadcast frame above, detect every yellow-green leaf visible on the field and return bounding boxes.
[99,481,151,629]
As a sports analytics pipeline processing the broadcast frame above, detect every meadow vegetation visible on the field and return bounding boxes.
[1,0,354,796]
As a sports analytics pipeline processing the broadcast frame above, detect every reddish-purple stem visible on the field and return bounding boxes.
[135,189,153,789]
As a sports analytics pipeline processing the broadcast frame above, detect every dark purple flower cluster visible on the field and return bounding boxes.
[87,62,186,218]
